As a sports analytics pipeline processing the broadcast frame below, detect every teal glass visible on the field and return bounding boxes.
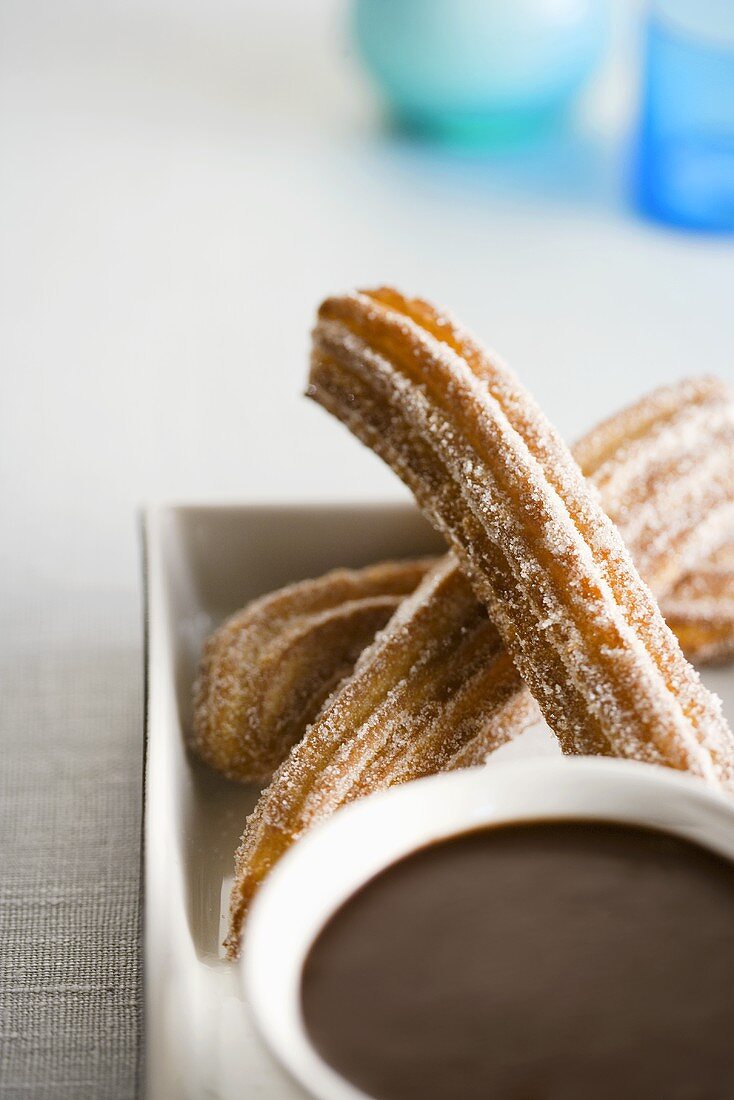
[352,0,610,144]
[635,3,734,231]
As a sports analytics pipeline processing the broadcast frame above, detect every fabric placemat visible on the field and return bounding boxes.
[0,592,143,1100]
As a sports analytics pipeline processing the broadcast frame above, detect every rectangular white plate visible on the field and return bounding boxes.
[144,503,449,1099]
[143,502,734,1099]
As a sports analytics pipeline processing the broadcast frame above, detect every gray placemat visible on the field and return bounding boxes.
[0,593,143,1099]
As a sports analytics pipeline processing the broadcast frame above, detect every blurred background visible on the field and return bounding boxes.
[2,0,733,608]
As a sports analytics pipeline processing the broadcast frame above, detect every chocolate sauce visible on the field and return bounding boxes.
[301,821,734,1100]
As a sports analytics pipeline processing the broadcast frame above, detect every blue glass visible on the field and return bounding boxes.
[635,6,734,231]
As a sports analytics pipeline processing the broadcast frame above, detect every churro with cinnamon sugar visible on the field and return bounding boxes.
[193,559,432,782]
[664,543,734,665]
[199,375,734,794]
[308,288,734,780]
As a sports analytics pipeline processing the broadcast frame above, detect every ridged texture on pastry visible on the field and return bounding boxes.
[192,559,433,782]
[307,289,733,781]
[664,544,734,665]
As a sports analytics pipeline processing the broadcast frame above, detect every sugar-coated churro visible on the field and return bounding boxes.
[200,376,734,785]
[307,289,733,778]
[574,376,734,598]
[664,544,734,666]
[192,559,432,782]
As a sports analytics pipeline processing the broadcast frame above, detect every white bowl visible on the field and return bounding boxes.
[242,756,734,1100]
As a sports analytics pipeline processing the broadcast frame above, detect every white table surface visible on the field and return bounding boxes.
[1,1,732,1096]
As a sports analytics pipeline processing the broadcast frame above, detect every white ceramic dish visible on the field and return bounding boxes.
[243,757,734,1100]
[144,502,447,1099]
[143,501,734,1100]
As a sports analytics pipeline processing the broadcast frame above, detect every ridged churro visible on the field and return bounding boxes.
[200,376,734,793]
[308,288,734,778]
[574,376,734,597]
[664,543,734,665]
[192,559,432,782]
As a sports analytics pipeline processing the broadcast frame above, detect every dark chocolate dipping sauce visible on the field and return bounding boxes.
[301,821,734,1100]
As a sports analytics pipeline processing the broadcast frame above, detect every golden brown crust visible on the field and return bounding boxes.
[308,288,733,779]
[191,559,434,782]
[664,544,734,665]
[574,376,734,598]
[203,374,734,788]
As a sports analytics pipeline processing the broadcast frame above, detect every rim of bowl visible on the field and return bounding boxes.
[241,756,734,1100]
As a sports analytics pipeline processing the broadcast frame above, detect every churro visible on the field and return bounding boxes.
[574,376,734,597]
[192,559,432,782]
[308,288,734,778]
[664,543,734,665]
[202,376,734,786]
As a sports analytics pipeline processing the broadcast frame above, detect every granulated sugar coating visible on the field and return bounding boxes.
[192,559,432,782]
[577,376,734,599]
[199,378,733,790]
[308,289,734,780]
[665,543,734,664]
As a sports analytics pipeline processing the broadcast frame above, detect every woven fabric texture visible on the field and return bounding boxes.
[0,594,142,1100]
